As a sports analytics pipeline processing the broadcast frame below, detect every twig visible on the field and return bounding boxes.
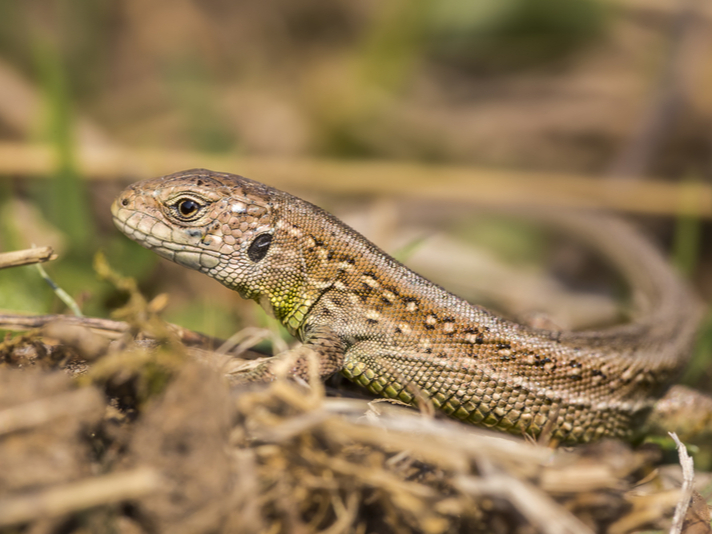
[669,432,695,534]
[0,247,56,270]
[0,312,224,348]
[0,313,128,337]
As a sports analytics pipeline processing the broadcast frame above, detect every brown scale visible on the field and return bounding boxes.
[112,169,703,445]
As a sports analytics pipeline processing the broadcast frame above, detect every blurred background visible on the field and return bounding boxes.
[0,0,711,390]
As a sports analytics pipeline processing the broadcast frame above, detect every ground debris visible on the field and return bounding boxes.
[0,330,709,534]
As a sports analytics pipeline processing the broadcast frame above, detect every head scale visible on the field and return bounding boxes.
[112,169,308,317]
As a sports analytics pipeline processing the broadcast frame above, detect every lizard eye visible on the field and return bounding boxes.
[174,198,203,220]
[247,233,272,262]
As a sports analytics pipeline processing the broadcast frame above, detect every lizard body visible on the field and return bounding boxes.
[112,169,703,444]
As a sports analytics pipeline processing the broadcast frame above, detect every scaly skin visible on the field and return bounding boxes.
[112,169,703,444]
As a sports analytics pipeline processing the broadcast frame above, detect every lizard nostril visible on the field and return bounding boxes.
[121,198,129,207]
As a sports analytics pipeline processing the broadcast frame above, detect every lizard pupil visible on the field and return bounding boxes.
[247,233,272,262]
[177,199,200,217]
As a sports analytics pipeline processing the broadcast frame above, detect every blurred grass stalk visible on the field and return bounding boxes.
[684,309,712,384]
[0,178,52,313]
[0,39,102,316]
[1,141,711,219]
[672,178,703,278]
[673,177,711,386]
[358,0,429,92]
[35,38,93,253]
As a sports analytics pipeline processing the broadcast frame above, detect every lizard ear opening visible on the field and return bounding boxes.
[247,233,273,262]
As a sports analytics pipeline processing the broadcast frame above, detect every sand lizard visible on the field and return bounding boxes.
[112,169,703,444]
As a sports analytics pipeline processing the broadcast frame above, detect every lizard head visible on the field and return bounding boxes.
[111,168,304,307]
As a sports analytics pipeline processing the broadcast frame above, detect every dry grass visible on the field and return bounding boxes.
[0,309,709,534]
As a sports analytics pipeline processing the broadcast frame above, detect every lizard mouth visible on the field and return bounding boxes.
[110,197,125,223]
[110,198,135,238]
[111,197,149,244]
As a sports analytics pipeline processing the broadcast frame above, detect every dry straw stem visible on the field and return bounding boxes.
[608,489,683,534]
[0,246,56,270]
[319,400,550,476]
[454,471,595,534]
[42,321,111,361]
[0,386,103,435]
[233,378,675,533]
[217,325,289,356]
[0,142,710,217]
[0,468,162,527]
[80,343,184,388]
[669,432,695,534]
[0,323,691,533]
